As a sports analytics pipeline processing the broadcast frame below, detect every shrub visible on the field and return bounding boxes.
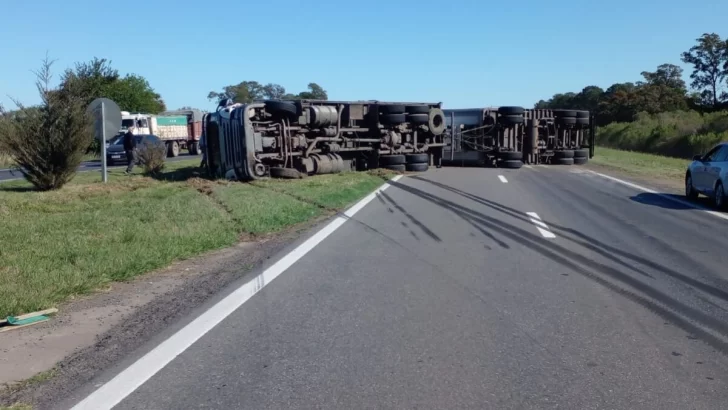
[0,57,93,190]
[137,139,167,175]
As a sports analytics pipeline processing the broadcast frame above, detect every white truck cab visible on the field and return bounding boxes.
[120,111,154,135]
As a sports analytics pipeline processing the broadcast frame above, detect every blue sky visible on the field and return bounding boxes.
[1,0,726,111]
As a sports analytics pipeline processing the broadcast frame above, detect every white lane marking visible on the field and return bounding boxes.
[524,164,533,169]
[498,175,508,183]
[586,170,728,222]
[70,174,404,410]
[526,212,556,238]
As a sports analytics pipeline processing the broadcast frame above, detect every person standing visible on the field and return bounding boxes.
[123,127,137,174]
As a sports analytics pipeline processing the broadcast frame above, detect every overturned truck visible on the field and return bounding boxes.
[203,100,448,180]
[443,106,596,168]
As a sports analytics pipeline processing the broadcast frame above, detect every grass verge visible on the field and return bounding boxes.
[590,146,689,184]
[0,160,392,317]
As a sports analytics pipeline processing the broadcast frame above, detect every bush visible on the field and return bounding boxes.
[0,57,93,190]
[596,109,728,158]
[137,139,167,175]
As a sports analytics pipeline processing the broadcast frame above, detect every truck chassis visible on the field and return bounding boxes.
[203,99,448,180]
[443,106,595,168]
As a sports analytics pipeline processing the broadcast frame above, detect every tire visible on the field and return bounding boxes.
[270,167,302,179]
[384,164,406,172]
[714,182,725,210]
[189,142,200,155]
[554,150,575,159]
[499,115,524,125]
[379,104,405,115]
[498,160,523,169]
[575,117,590,126]
[556,157,574,165]
[498,106,525,115]
[405,105,430,114]
[573,157,588,165]
[553,109,577,117]
[576,111,590,118]
[265,101,298,117]
[407,113,429,124]
[405,153,429,164]
[499,151,523,161]
[167,141,180,157]
[405,163,429,172]
[379,155,406,166]
[685,173,698,199]
[428,108,446,135]
[381,113,406,125]
[574,148,589,158]
[556,117,577,126]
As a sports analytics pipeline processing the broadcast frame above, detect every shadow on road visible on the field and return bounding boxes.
[630,193,717,210]
[386,175,728,354]
[150,166,207,182]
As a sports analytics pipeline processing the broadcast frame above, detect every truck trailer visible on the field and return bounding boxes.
[443,106,595,168]
[120,109,205,157]
[203,99,448,180]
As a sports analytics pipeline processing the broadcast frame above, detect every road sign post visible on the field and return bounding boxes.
[87,98,121,183]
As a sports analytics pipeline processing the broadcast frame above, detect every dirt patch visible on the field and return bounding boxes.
[0,214,331,409]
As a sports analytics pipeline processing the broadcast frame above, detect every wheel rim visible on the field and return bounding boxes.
[686,176,692,196]
[717,185,724,207]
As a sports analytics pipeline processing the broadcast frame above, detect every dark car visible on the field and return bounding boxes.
[106,134,164,165]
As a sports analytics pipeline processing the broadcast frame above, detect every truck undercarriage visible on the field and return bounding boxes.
[443,107,596,168]
[203,99,447,180]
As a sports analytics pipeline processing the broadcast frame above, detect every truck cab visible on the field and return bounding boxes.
[120,111,154,135]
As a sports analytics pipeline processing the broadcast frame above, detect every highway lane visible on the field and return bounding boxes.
[67,166,728,409]
[0,154,198,182]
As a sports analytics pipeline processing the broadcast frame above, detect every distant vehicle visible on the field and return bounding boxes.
[685,142,728,209]
[106,134,164,165]
[119,109,205,157]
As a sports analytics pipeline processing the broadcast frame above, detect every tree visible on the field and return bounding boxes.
[297,83,328,100]
[60,57,166,113]
[0,56,93,190]
[639,63,687,90]
[635,64,688,113]
[680,33,728,108]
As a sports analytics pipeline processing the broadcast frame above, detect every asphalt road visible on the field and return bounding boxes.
[0,154,197,182]
[65,165,728,409]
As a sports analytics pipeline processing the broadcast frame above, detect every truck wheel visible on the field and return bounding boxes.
[379,104,405,115]
[380,155,406,166]
[576,111,590,118]
[553,109,577,118]
[405,105,430,114]
[405,153,429,163]
[167,141,180,157]
[497,106,525,115]
[554,150,575,159]
[266,101,298,118]
[575,117,590,126]
[407,114,429,124]
[573,157,588,165]
[405,163,429,172]
[428,108,446,135]
[189,142,200,155]
[270,167,302,179]
[574,148,589,158]
[556,157,574,165]
[381,114,406,125]
[384,164,406,172]
[499,115,524,125]
[498,160,523,169]
[556,117,577,126]
[498,151,523,161]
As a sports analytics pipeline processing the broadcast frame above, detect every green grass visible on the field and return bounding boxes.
[0,162,389,317]
[591,146,689,182]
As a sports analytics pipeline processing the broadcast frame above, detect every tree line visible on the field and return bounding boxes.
[535,33,728,126]
[207,81,328,104]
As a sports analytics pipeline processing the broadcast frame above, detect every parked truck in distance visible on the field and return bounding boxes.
[443,106,595,168]
[203,99,447,180]
[119,109,205,157]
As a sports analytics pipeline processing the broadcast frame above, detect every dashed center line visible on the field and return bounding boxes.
[498,175,508,183]
[526,212,556,238]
